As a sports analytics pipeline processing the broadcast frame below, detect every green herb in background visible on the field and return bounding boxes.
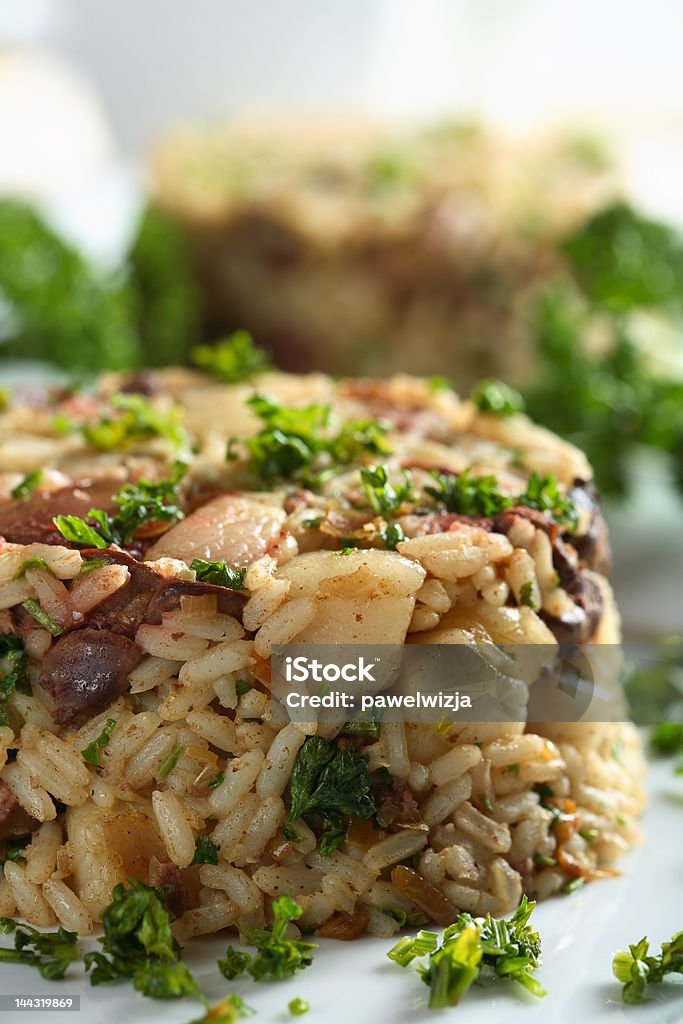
[613,929,683,1004]
[525,202,683,498]
[127,205,201,367]
[190,559,247,590]
[0,199,139,372]
[470,378,525,417]
[218,895,315,983]
[288,996,310,1016]
[192,330,271,382]
[387,896,545,1009]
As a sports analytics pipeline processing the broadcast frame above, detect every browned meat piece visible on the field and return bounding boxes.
[399,511,494,537]
[80,549,166,636]
[144,578,245,624]
[0,779,38,840]
[339,379,454,443]
[38,628,143,725]
[376,780,424,829]
[541,571,603,645]
[0,480,120,546]
[148,855,188,917]
[568,480,611,576]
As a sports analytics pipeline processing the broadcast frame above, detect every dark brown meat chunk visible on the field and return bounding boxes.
[144,578,246,624]
[0,779,39,840]
[38,628,143,725]
[376,781,424,829]
[148,855,188,917]
[567,480,611,576]
[0,480,120,546]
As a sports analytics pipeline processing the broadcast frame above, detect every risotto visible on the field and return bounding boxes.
[0,364,644,941]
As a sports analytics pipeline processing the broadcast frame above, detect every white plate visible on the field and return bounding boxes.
[1,754,682,1024]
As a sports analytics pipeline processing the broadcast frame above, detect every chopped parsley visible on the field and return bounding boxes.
[84,879,200,1000]
[425,468,511,517]
[218,894,315,982]
[285,736,377,856]
[235,680,252,699]
[10,470,43,500]
[82,718,117,767]
[288,996,310,1016]
[229,395,391,484]
[387,896,545,1008]
[190,559,247,590]
[360,465,416,515]
[54,463,186,549]
[191,836,219,865]
[158,744,183,780]
[191,330,271,383]
[519,581,536,609]
[21,599,62,636]
[0,634,30,726]
[0,837,29,866]
[424,467,578,529]
[208,770,225,790]
[0,918,79,980]
[517,470,578,531]
[12,556,49,580]
[470,379,525,417]
[82,394,187,452]
[613,929,683,1004]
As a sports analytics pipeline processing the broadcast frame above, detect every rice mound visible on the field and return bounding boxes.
[0,369,645,940]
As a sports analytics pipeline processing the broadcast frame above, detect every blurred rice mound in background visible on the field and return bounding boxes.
[151,117,616,386]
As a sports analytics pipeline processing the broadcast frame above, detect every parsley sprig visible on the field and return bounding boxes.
[0,919,79,980]
[425,467,578,529]
[53,463,186,549]
[84,879,201,1000]
[82,394,188,452]
[387,896,545,1008]
[82,718,117,768]
[0,634,30,727]
[613,929,683,1004]
[470,379,525,417]
[284,736,377,856]
[190,559,247,590]
[192,330,272,382]
[229,395,391,484]
[218,894,315,982]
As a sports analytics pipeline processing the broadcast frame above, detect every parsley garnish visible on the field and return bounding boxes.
[54,463,185,549]
[82,718,117,767]
[190,559,247,590]
[21,599,62,636]
[0,634,30,726]
[518,470,578,531]
[0,838,29,866]
[360,465,416,515]
[613,929,683,1004]
[425,468,511,517]
[191,836,219,865]
[230,396,391,484]
[218,895,315,982]
[388,896,545,1008]
[191,330,271,382]
[285,736,377,856]
[82,394,187,452]
[158,744,183,780]
[0,918,79,980]
[208,770,225,790]
[84,879,200,1000]
[470,379,525,417]
[10,470,43,499]
[235,680,252,699]
[519,581,536,608]
[12,556,49,580]
[288,996,310,1016]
